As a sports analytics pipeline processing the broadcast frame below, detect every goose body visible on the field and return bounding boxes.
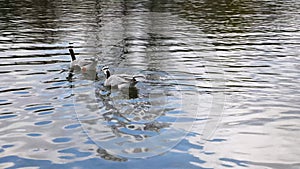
[69,48,97,72]
[102,66,137,89]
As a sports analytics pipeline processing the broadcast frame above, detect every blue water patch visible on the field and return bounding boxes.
[52,137,72,143]
[209,138,227,142]
[27,133,42,137]
[59,155,74,160]
[195,117,209,122]
[37,111,54,116]
[0,152,201,169]
[156,115,177,122]
[2,145,14,149]
[25,105,53,111]
[64,123,81,129]
[13,91,29,94]
[63,103,75,107]
[84,138,95,145]
[168,110,183,114]
[58,148,92,158]
[221,163,234,168]
[0,114,17,120]
[219,158,249,167]
[0,156,53,169]
[175,138,204,152]
[203,151,215,155]
[34,121,52,126]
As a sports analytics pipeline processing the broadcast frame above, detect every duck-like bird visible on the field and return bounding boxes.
[69,47,97,72]
[101,66,138,89]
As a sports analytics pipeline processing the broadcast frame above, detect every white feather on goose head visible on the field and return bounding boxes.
[101,66,111,79]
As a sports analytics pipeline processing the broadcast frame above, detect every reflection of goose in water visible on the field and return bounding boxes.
[68,47,98,72]
[101,66,138,89]
[96,148,127,162]
[87,70,180,157]
[101,110,170,139]
[96,70,173,134]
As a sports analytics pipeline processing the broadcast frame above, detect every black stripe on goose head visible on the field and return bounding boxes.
[101,66,110,79]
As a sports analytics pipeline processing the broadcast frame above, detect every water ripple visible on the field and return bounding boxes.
[0,0,299,168]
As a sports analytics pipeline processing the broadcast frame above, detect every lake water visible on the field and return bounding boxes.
[0,0,299,168]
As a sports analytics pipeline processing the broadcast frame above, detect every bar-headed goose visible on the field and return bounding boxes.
[69,47,97,72]
[101,66,138,89]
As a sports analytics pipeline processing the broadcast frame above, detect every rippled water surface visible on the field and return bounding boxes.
[0,0,299,168]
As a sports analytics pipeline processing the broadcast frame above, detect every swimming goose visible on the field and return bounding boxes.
[69,47,97,72]
[101,66,137,89]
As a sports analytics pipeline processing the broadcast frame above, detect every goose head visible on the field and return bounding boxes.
[102,66,111,79]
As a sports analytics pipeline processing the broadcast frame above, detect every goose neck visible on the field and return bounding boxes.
[105,70,110,79]
[69,48,76,61]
